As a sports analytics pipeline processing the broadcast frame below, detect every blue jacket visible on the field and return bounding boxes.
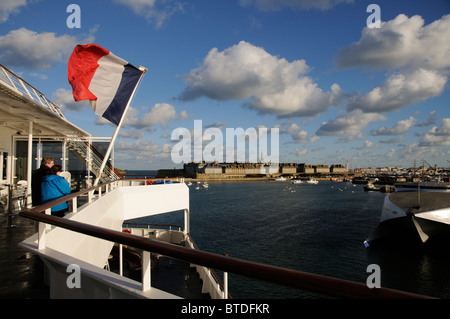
[41,174,71,212]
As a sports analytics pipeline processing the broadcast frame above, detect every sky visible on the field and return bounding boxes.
[1,0,449,170]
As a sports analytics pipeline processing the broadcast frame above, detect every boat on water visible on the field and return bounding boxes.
[305,178,318,185]
[364,182,450,248]
[0,63,433,299]
[363,183,395,193]
[274,176,287,181]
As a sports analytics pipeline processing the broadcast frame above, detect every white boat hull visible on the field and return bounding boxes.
[365,187,450,247]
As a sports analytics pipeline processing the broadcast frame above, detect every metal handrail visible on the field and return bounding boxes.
[0,64,65,119]
[19,180,435,299]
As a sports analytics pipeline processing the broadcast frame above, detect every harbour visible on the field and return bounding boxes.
[127,178,450,299]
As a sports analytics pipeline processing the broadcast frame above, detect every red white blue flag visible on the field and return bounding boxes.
[68,43,143,125]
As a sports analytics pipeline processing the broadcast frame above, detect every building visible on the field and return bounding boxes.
[330,164,347,174]
[298,164,314,174]
[314,165,329,174]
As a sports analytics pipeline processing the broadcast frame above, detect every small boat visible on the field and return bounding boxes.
[305,178,318,184]
[364,184,394,193]
[364,183,381,191]
[275,176,287,181]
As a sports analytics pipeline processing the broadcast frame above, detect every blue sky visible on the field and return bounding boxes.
[1,0,449,170]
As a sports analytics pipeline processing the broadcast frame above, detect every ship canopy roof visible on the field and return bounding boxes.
[0,64,89,138]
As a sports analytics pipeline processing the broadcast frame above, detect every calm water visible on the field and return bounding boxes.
[133,179,450,299]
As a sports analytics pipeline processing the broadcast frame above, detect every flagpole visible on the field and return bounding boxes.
[94,66,148,186]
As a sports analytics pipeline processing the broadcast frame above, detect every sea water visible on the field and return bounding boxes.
[131,178,450,299]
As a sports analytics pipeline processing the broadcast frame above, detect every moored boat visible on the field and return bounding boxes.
[305,178,318,184]
[364,182,450,247]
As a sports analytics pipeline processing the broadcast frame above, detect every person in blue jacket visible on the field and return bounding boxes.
[41,164,71,217]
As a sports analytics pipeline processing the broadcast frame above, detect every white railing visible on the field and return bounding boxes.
[67,138,121,184]
[30,178,228,298]
[0,64,65,119]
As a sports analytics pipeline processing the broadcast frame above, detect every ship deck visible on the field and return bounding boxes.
[0,210,209,299]
[389,192,450,214]
[0,213,49,298]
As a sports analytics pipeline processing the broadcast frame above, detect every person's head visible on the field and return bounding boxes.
[41,156,54,168]
[50,164,62,175]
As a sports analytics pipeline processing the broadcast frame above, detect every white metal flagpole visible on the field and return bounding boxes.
[94,66,148,186]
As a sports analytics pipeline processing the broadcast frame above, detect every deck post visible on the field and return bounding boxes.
[184,209,190,235]
[223,271,228,299]
[38,222,45,250]
[119,244,123,276]
[38,208,51,250]
[26,121,33,208]
[142,250,151,291]
[72,197,77,213]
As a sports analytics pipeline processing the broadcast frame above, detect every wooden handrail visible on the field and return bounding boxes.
[19,196,434,299]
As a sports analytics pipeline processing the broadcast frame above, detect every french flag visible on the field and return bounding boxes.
[68,44,144,125]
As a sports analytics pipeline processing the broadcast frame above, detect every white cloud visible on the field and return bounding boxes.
[293,148,308,157]
[114,139,171,167]
[385,149,395,158]
[355,140,374,150]
[0,0,27,23]
[118,129,146,139]
[416,111,437,127]
[395,119,450,163]
[52,88,88,112]
[284,123,308,143]
[0,28,93,69]
[379,136,404,144]
[316,109,386,137]
[136,103,177,129]
[95,103,190,131]
[335,14,450,70]
[336,14,449,116]
[180,41,343,118]
[419,118,450,147]
[114,0,184,29]
[116,139,160,154]
[347,68,447,113]
[398,142,438,162]
[370,116,415,136]
[239,0,353,11]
